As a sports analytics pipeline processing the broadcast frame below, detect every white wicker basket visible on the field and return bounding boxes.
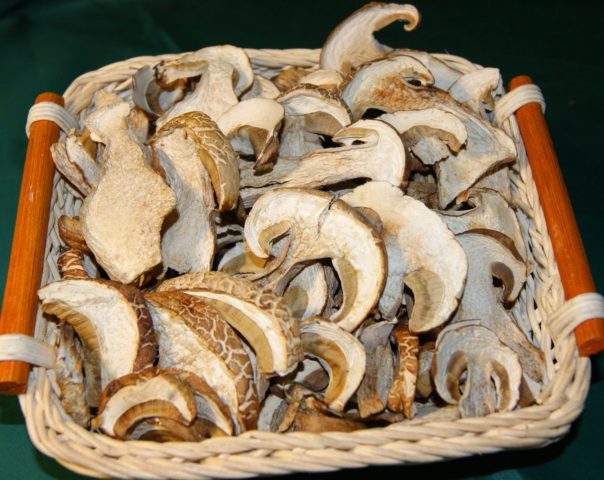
[8,47,599,479]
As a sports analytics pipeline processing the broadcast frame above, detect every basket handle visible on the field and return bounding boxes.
[0,93,63,394]
[509,75,604,356]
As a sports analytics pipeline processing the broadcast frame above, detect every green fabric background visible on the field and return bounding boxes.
[0,0,602,478]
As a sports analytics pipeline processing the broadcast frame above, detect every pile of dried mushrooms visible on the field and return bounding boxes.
[40,2,544,441]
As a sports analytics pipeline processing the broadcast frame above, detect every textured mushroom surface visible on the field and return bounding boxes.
[387,324,419,418]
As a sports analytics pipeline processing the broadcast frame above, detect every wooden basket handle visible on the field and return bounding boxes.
[0,93,63,394]
[510,76,604,356]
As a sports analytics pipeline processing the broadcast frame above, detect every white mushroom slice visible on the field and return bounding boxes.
[438,188,527,261]
[299,69,344,91]
[151,114,219,273]
[218,242,268,274]
[127,108,150,145]
[245,189,387,332]
[92,368,196,438]
[80,94,176,284]
[387,324,419,419]
[300,318,365,412]
[342,182,467,331]
[51,130,99,196]
[389,49,464,90]
[433,323,522,417]
[320,3,420,75]
[216,218,245,249]
[132,65,186,116]
[277,84,351,157]
[240,119,407,208]
[356,321,395,418]
[283,263,328,320]
[449,68,501,116]
[257,394,289,432]
[454,232,544,383]
[218,98,284,171]
[38,279,157,406]
[157,271,301,377]
[241,75,281,100]
[157,45,253,96]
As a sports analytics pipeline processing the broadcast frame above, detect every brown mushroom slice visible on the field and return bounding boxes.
[292,358,330,392]
[241,75,281,100]
[300,318,365,412]
[92,369,196,438]
[454,232,544,384]
[438,188,527,261]
[245,189,387,331]
[129,417,221,442]
[283,263,328,320]
[145,291,257,431]
[240,119,407,208]
[342,182,467,331]
[157,271,301,377]
[387,324,419,419]
[217,98,284,171]
[151,114,218,273]
[58,215,89,252]
[38,279,157,407]
[132,65,185,117]
[320,2,420,75]
[271,67,309,92]
[356,320,395,418]
[448,68,501,116]
[416,341,435,399]
[80,94,176,284]
[299,69,344,92]
[58,248,90,280]
[277,84,351,157]
[433,323,522,417]
[51,132,97,196]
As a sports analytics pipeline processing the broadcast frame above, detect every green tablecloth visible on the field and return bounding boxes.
[1,0,602,478]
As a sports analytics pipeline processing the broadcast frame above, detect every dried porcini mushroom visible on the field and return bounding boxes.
[433,323,522,417]
[342,182,467,331]
[157,271,301,377]
[448,68,501,117]
[387,324,419,418]
[50,129,99,197]
[282,264,328,320]
[58,248,91,280]
[416,341,435,399]
[241,75,281,100]
[58,215,89,253]
[299,69,344,92]
[38,279,157,407]
[244,188,387,331]
[320,2,420,75]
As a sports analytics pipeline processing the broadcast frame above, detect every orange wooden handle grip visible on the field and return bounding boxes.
[0,93,63,394]
[509,76,604,356]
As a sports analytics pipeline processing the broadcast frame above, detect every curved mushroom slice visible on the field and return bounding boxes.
[241,75,281,100]
[145,291,257,431]
[132,65,185,117]
[38,279,157,407]
[406,180,438,209]
[271,67,309,92]
[416,341,435,399]
[299,69,344,92]
[283,264,328,320]
[292,358,330,392]
[51,130,99,197]
[58,215,89,252]
[58,248,91,280]
[129,417,222,442]
[277,84,351,157]
[300,318,365,412]
[245,189,387,332]
[257,394,289,432]
[240,119,407,208]
[218,98,284,172]
[448,68,501,117]
[92,368,196,439]
[320,2,420,75]
[81,94,176,284]
[151,114,219,273]
[474,168,512,202]
[342,182,467,331]
[438,188,527,261]
[389,49,464,90]
[157,271,301,377]
[356,320,395,418]
[218,242,268,275]
[454,232,543,384]
[433,323,522,417]
[387,324,419,419]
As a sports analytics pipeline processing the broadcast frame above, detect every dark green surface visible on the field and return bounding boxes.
[0,0,602,478]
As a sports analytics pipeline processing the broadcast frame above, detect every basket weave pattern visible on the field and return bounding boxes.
[18,48,590,479]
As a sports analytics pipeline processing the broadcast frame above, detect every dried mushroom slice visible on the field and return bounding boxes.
[244,188,387,332]
[157,271,301,377]
[38,279,157,407]
[283,264,328,320]
[218,242,268,275]
[271,68,310,92]
[300,318,366,412]
[51,132,96,197]
[299,69,344,92]
[241,75,281,100]
[342,182,467,331]
[132,65,185,117]
[387,324,419,419]
[145,291,258,431]
[80,93,176,284]
[433,323,522,417]
[320,2,420,75]
[58,248,90,280]
[389,49,464,90]
[448,68,501,117]
[58,215,89,252]
[416,341,435,399]
[92,368,196,439]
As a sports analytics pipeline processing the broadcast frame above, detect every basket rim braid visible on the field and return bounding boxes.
[16,47,590,479]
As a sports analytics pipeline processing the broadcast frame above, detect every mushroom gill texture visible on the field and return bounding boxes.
[244,188,387,332]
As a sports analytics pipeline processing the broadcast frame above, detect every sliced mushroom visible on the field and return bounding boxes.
[51,129,99,196]
[80,93,176,284]
[128,417,222,442]
[218,242,268,275]
[389,49,464,90]
[320,3,420,75]
[416,341,435,399]
[342,182,467,331]
[145,290,258,431]
[299,69,344,91]
[433,323,522,417]
[38,279,157,406]
[454,232,543,384]
[448,68,501,117]
[58,215,89,252]
[244,189,387,331]
[356,320,395,418]
[406,180,438,209]
[132,65,185,117]
[387,324,419,418]
[157,271,301,377]
[283,263,328,320]
[241,75,281,100]
[271,67,309,92]
[473,168,512,202]
[58,248,90,280]
[292,358,330,392]
[92,368,196,438]
[257,394,289,432]
[240,119,407,208]
[300,318,365,412]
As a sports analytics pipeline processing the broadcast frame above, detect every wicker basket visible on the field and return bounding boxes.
[5,47,598,478]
